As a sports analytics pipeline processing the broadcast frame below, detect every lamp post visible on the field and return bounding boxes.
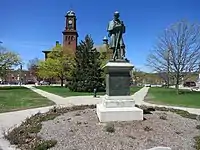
[19,64,22,86]
[24,74,26,85]
[198,64,200,87]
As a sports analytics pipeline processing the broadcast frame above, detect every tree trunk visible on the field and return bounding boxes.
[175,84,179,95]
[60,78,64,87]
[175,75,180,95]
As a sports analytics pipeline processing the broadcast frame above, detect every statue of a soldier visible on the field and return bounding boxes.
[107,11,126,61]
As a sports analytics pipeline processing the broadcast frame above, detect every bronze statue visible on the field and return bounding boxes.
[107,11,126,61]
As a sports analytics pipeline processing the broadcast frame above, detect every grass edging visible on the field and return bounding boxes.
[5,104,200,150]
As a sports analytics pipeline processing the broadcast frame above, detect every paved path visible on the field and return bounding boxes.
[25,85,102,106]
[134,87,200,115]
[0,106,54,150]
[24,85,73,106]
[0,86,200,150]
[27,85,200,115]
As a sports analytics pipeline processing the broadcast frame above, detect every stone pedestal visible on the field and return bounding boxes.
[97,61,143,122]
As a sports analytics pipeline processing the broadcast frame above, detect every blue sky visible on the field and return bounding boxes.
[0,0,200,72]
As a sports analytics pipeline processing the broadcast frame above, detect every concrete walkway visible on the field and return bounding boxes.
[0,86,200,150]
[133,87,200,115]
[25,85,102,106]
[24,85,73,106]
[0,106,54,150]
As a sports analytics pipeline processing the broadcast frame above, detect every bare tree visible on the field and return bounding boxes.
[27,58,40,81]
[27,58,40,71]
[147,21,200,94]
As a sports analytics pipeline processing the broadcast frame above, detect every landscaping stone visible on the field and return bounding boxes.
[38,108,199,150]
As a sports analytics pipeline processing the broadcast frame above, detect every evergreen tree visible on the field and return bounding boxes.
[68,35,104,92]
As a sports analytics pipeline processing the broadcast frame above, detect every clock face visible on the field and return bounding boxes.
[68,20,73,25]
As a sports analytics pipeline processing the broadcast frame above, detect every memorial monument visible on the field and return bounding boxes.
[96,11,143,122]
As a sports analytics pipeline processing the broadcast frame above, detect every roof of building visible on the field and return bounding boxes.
[66,10,75,16]
[94,44,108,52]
[42,50,51,53]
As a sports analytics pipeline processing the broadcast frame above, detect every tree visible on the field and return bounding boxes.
[98,45,111,85]
[37,45,74,87]
[99,45,111,67]
[27,58,40,81]
[147,21,200,94]
[132,68,146,85]
[68,35,104,92]
[0,46,21,80]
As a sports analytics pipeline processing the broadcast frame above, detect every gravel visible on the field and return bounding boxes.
[38,108,199,150]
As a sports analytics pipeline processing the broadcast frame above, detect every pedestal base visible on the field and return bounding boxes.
[102,95,135,108]
[97,103,143,122]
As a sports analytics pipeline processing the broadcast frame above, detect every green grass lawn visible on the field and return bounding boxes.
[146,87,200,108]
[35,86,142,97]
[0,86,55,113]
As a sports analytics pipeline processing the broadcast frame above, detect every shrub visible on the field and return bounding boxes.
[144,126,153,132]
[104,123,115,133]
[196,125,200,130]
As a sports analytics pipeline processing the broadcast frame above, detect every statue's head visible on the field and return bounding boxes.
[114,11,120,20]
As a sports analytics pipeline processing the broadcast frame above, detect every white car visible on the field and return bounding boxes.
[39,81,50,85]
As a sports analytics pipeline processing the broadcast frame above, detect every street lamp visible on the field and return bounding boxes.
[19,63,23,86]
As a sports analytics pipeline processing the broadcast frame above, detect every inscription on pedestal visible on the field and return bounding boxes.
[106,71,131,96]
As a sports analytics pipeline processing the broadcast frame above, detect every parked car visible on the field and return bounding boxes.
[26,80,35,84]
[39,81,51,85]
[144,84,151,87]
[183,81,196,87]
[0,81,8,85]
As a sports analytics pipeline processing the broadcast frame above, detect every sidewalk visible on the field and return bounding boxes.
[0,106,53,150]
[134,87,200,115]
[24,85,73,106]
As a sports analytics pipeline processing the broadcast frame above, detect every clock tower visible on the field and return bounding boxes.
[62,10,78,52]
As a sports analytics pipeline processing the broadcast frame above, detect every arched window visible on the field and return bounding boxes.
[68,36,71,41]
[65,36,68,41]
[71,36,74,41]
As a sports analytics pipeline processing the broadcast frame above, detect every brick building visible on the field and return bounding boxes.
[42,10,79,59]
[1,69,36,84]
[42,10,111,60]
